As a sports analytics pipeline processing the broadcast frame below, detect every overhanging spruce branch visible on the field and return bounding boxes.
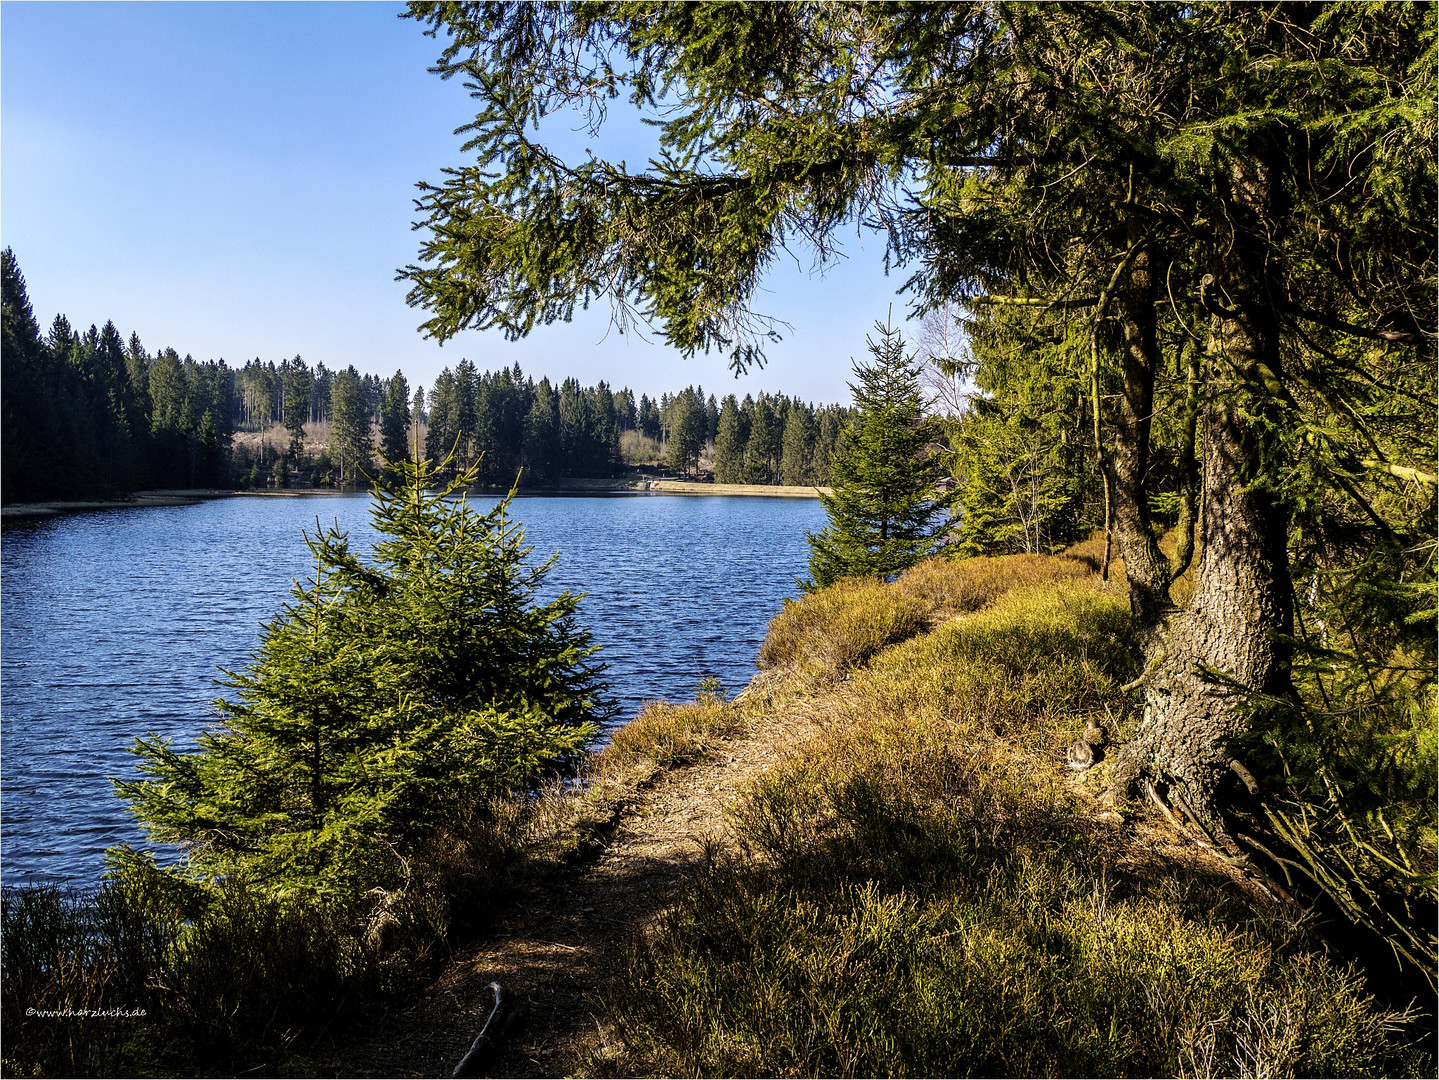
[1281,300,1425,345]
[1361,459,1439,487]
[967,294,1101,310]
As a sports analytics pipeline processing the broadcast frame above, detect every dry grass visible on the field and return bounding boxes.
[589,556,1424,1079]
[1058,527,1200,609]
[757,578,929,684]
[893,550,1099,620]
[601,697,747,771]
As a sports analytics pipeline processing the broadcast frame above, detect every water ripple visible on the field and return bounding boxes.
[0,492,823,885]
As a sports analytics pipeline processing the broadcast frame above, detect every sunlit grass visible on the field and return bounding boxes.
[757,577,929,683]
[589,556,1424,1078]
[601,696,746,771]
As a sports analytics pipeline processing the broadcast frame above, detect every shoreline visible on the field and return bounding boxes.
[2,480,828,520]
[640,479,829,498]
[0,490,235,521]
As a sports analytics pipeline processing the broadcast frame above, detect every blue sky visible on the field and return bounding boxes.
[1,1,920,405]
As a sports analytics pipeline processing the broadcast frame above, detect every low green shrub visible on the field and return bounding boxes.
[1,781,575,1078]
[1,877,372,1077]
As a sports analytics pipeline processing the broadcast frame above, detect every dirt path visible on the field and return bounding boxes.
[338,704,816,1079]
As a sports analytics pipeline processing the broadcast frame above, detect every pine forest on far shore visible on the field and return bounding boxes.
[0,249,850,505]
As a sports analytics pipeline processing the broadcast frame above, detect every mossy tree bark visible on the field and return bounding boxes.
[1111,161,1296,822]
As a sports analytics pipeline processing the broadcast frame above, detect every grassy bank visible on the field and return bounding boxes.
[585,552,1430,1078]
[3,549,1430,1078]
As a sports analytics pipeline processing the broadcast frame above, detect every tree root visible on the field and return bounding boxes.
[1145,781,1305,912]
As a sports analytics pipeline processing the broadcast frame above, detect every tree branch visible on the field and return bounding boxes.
[967,294,1100,310]
[1281,301,1425,345]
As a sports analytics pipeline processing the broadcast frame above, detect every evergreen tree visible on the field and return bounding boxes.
[124,332,153,451]
[587,381,620,476]
[472,366,525,485]
[558,377,589,475]
[811,407,843,486]
[637,393,662,441]
[426,367,462,466]
[1,249,50,503]
[328,366,372,485]
[942,306,1100,556]
[312,363,333,424]
[113,450,611,899]
[378,370,412,465]
[613,387,637,431]
[238,359,274,432]
[741,396,778,484]
[280,356,312,460]
[522,377,560,483]
[805,322,947,589]
[93,320,143,493]
[704,393,719,447]
[712,394,748,484]
[664,387,705,478]
[778,403,816,486]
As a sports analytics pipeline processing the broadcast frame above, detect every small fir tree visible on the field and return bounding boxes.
[805,322,948,590]
[113,447,611,900]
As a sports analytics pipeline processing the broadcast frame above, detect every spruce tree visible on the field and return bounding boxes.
[113,447,610,900]
[327,366,373,485]
[712,395,748,484]
[778,404,815,486]
[805,322,946,590]
[522,377,560,483]
[280,356,312,461]
[663,388,704,478]
[378,370,412,465]
[741,397,778,484]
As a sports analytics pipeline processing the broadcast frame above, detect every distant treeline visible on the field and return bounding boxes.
[427,360,850,487]
[1,250,850,503]
[0,249,412,502]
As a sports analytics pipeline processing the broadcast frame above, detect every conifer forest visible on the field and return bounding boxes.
[1,249,848,502]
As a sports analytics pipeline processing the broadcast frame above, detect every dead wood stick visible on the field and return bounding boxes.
[452,981,506,1079]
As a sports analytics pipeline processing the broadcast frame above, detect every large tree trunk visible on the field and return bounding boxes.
[1109,281,1294,825]
[1107,149,1296,825]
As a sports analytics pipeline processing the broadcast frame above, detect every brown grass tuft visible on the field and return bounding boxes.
[601,698,745,771]
[893,551,1097,620]
[757,578,928,683]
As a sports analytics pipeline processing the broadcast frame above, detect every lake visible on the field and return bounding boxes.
[0,491,826,886]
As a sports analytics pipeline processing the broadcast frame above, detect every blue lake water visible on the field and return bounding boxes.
[0,492,826,886]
